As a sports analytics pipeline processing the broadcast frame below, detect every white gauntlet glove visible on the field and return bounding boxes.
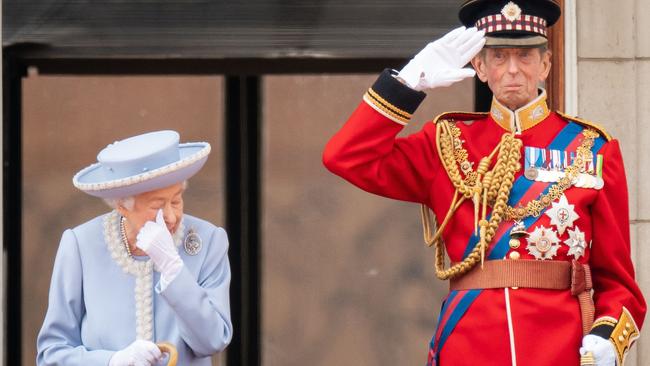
[136,209,183,289]
[580,334,617,366]
[398,26,486,91]
[109,340,162,366]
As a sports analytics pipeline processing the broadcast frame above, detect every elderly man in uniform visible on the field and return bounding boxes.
[323,0,645,365]
[37,130,232,365]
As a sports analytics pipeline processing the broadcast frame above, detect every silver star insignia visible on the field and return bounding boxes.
[545,194,579,235]
[565,227,587,259]
[526,225,561,260]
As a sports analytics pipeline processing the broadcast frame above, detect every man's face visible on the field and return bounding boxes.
[120,182,185,235]
[472,47,552,110]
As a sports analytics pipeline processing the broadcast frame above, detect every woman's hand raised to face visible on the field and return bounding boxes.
[136,209,183,285]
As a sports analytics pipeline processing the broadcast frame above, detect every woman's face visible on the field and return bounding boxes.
[119,182,185,236]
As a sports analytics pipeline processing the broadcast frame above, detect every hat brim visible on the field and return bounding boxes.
[485,35,548,48]
[73,142,210,199]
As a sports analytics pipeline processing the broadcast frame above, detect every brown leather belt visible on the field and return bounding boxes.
[449,259,594,335]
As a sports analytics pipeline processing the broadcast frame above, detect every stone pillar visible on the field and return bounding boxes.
[577,0,649,364]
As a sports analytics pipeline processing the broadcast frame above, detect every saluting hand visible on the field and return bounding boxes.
[398,26,486,91]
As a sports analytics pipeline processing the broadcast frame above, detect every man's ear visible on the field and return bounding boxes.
[471,55,488,83]
[539,50,552,82]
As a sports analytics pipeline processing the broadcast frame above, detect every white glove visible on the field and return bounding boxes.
[398,26,486,91]
[580,334,617,366]
[136,209,183,288]
[109,339,163,366]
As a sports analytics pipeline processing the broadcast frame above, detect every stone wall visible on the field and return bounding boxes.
[577,1,649,364]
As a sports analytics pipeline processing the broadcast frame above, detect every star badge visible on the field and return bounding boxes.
[565,227,587,259]
[526,225,561,260]
[545,194,579,235]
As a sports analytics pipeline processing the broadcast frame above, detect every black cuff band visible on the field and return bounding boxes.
[590,324,615,339]
[368,69,426,116]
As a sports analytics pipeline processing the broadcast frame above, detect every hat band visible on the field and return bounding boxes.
[476,13,548,37]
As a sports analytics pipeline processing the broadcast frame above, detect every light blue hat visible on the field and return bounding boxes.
[73,130,211,198]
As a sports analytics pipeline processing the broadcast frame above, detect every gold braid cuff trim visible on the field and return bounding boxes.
[363,88,411,125]
[610,307,640,366]
[592,317,617,329]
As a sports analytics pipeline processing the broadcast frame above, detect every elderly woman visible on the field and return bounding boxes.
[36,130,233,365]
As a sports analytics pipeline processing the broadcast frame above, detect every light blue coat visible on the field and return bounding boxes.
[36,213,233,365]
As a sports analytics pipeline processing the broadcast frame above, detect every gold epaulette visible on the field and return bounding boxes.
[556,111,612,141]
[432,111,489,124]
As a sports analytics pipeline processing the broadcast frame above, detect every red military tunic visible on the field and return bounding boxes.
[323,69,646,365]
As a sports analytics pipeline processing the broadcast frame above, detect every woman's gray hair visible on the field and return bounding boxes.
[103,180,188,211]
[103,196,135,211]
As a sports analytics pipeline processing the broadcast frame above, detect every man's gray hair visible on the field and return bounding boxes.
[103,180,188,211]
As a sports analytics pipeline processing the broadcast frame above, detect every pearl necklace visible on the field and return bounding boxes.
[104,210,184,341]
[120,217,132,257]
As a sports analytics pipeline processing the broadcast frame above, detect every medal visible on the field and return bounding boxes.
[594,177,604,190]
[565,226,587,259]
[545,194,579,235]
[524,167,538,180]
[184,228,202,255]
[526,225,560,260]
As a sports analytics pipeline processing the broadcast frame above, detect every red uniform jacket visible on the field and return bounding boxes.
[323,69,646,366]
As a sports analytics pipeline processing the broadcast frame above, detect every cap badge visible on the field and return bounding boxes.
[501,1,522,22]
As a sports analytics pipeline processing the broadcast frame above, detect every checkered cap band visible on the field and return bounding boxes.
[475,14,548,37]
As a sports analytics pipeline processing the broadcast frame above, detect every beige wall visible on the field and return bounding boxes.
[577,1,649,364]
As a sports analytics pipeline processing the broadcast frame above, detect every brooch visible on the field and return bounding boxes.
[184,228,202,256]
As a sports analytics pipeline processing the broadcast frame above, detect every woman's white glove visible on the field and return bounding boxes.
[136,209,183,288]
[398,26,486,91]
[580,334,617,366]
[109,339,162,366]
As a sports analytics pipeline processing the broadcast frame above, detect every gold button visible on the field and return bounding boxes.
[509,251,521,260]
[618,335,625,342]
[625,322,631,330]
[623,330,629,337]
[509,238,520,249]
